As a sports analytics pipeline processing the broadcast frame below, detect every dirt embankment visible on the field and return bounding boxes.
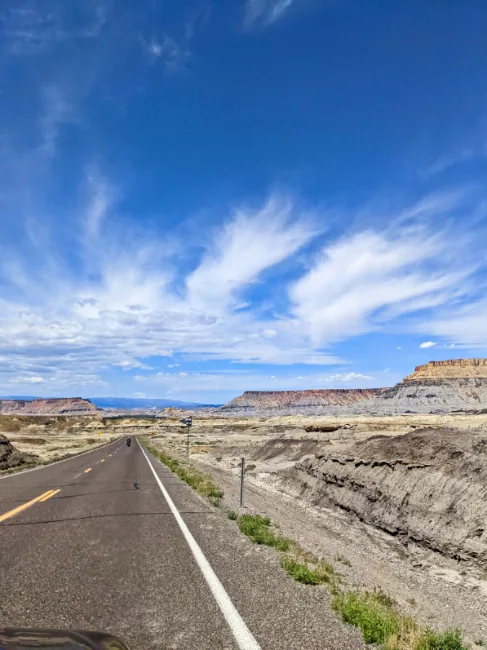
[281,427,487,566]
[0,415,123,468]
[151,413,487,642]
[0,434,38,471]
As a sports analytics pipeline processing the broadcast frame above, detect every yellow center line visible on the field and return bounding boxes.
[100,459,105,463]
[73,473,82,479]
[39,489,60,502]
[0,490,56,523]
[84,468,92,473]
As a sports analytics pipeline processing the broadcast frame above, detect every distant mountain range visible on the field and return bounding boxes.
[89,397,222,409]
[0,396,221,410]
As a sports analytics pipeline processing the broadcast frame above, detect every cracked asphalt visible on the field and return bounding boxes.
[0,437,364,649]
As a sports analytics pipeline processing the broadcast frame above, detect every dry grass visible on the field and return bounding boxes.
[144,441,224,506]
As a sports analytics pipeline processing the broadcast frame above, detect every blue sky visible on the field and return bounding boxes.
[1,0,487,403]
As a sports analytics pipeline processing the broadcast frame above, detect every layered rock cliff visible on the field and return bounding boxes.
[404,358,487,381]
[221,388,386,415]
[379,358,487,412]
[221,359,487,415]
[0,398,99,416]
[279,427,487,566]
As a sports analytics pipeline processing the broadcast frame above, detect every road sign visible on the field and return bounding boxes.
[180,417,193,427]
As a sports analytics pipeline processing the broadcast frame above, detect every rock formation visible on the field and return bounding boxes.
[404,358,487,381]
[280,427,487,566]
[221,359,487,415]
[220,389,386,415]
[0,434,38,471]
[0,398,99,416]
[379,358,487,412]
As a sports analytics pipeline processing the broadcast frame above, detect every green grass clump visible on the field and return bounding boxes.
[415,629,466,650]
[237,514,290,551]
[333,589,467,650]
[227,510,238,521]
[281,557,332,585]
[145,442,224,506]
[332,591,399,645]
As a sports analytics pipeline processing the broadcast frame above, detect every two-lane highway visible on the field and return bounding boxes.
[0,437,364,650]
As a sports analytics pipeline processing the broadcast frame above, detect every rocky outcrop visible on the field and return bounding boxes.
[0,398,98,416]
[404,358,487,381]
[221,389,386,415]
[0,434,38,471]
[221,359,487,415]
[378,358,487,412]
[280,427,487,566]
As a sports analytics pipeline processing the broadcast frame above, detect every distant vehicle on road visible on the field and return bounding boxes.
[126,438,131,447]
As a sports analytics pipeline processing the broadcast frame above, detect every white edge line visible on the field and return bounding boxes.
[0,437,123,481]
[138,440,262,650]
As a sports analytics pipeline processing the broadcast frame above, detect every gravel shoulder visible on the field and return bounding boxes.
[189,450,487,646]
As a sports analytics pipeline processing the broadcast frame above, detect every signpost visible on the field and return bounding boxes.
[180,417,193,458]
[240,457,245,508]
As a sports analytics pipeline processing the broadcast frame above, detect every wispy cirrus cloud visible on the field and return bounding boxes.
[289,218,471,347]
[132,368,384,396]
[422,298,487,349]
[1,0,109,55]
[39,86,75,157]
[141,4,209,72]
[0,170,485,397]
[84,169,115,239]
[142,33,191,72]
[186,195,317,313]
[244,0,300,28]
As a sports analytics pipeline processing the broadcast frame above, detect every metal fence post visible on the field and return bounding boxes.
[240,457,245,508]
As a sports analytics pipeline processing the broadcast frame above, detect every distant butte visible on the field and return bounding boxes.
[0,397,98,416]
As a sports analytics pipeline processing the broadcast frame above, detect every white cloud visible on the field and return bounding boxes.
[290,215,470,347]
[397,346,402,350]
[244,0,298,28]
[9,376,45,384]
[3,1,108,55]
[39,86,74,157]
[419,341,437,349]
[186,195,316,313]
[84,170,114,238]
[0,180,484,394]
[133,369,379,394]
[142,34,191,72]
[113,360,152,371]
[423,149,477,177]
[317,372,373,383]
[422,298,487,348]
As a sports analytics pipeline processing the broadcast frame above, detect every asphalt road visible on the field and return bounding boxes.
[0,437,364,650]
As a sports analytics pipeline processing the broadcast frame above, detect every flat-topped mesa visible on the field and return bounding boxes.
[222,388,385,411]
[379,358,487,411]
[404,358,487,382]
[0,397,98,416]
